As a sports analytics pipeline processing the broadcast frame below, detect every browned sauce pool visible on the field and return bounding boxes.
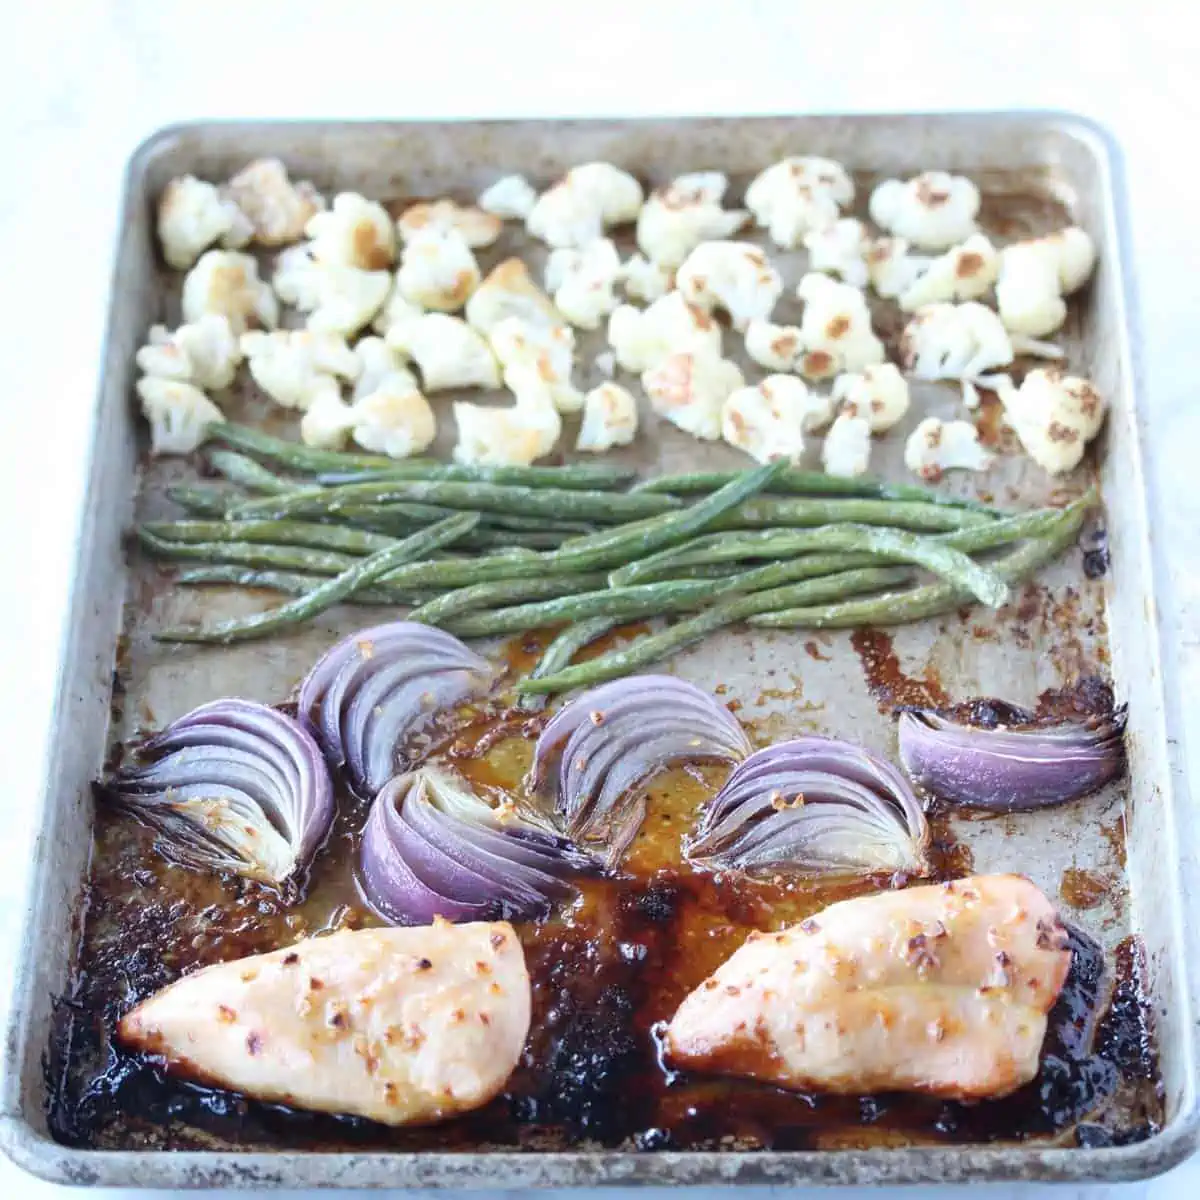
[48,676,1161,1153]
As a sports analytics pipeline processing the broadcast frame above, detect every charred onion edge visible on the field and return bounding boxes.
[526,675,751,866]
[685,734,930,877]
[100,698,334,889]
[298,620,495,797]
[359,765,596,925]
[897,704,1128,812]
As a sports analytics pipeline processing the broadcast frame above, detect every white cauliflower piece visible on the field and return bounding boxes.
[594,350,616,377]
[642,350,744,441]
[821,412,872,478]
[299,382,356,449]
[676,240,783,331]
[900,301,1014,385]
[478,175,538,221]
[305,192,396,269]
[527,162,643,248]
[865,236,930,299]
[869,171,980,250]
[489,318,582,414]
[182,250,278,334]
[794,273,885,379]
[386,313,500,392]
[898,233,999,312]
[272,246,390,335]
[745,156,854,249]
[157,176,251,270]
[996,226,1097,337]
[722,375,832,465]
[576,383,639,452]
[370,278,425,337]
[397,199,502,249]
[465,258,561,335]
[454,374,562,467]
[225,158,325,246]
[607,291,722,373]
[744,319,802,372]
[635,171,750,268]
[999,367,1106,474]
[803,218,872,287]
[396,230,480,312]
[544,239,622,330]
[347,337,435,459]
[903,417,994,481]
[240,328,360,410]
[136,377,225,456]
[831,363,910,433]
[620,253,673,302]
[136,315,242,390]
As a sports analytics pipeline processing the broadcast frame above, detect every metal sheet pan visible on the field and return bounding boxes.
[3,113,1198,1187]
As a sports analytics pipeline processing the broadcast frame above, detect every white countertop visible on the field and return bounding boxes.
[2,1,1198,1196]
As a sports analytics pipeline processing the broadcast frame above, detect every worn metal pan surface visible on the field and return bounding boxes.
[2,114,1197,1188]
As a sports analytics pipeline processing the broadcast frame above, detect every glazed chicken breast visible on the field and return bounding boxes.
[118,920,530,1125]
[665,874,1072,1100]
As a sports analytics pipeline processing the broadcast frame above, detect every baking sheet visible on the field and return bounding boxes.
[2,114,1198,1187]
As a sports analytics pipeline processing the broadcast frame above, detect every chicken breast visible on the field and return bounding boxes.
[118,920,530,1125]
[665,874,1071,1100]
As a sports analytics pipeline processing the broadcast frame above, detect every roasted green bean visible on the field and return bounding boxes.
[156,513,480,644]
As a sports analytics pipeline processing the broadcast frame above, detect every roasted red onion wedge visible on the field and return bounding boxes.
[299,621,495,796]
[897,705,1127,812]
[686,735,929,877]
[100,699,333,888]
[527,675,751,865]
[360,766,595,926]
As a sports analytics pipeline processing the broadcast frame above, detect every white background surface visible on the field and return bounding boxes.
[2,1,1198,1196]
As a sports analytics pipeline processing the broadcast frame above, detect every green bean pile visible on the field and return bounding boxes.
[140,423,1094,694]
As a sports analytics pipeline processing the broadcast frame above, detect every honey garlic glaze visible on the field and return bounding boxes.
[48,689,1160,1152]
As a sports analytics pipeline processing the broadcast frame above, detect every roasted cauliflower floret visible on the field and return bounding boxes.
[869,171,980,250]
[745,156,854,248]
[526,162,643,248]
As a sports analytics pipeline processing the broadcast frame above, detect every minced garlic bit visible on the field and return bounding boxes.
[745,156,854,248]
[642,350,744,441]
[903,417,994,481]
[869,171,980,250]
[676,240,783,331]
